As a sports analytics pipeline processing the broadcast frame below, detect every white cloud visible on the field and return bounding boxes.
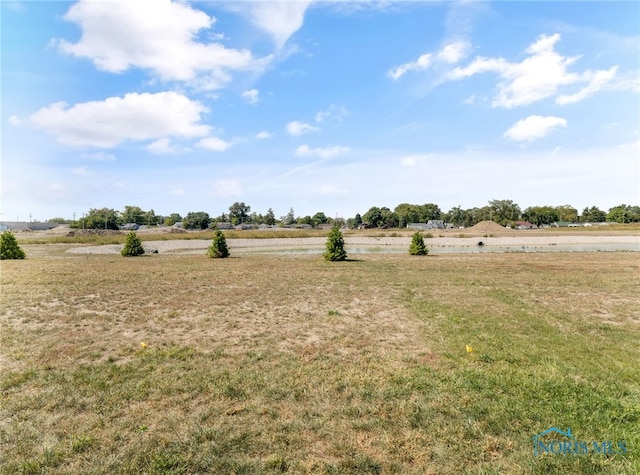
[388,41,471,81]
[437,40,471,64]
[388,53,432,81]
[295,145,349,158]
[315,104,350,123]
[55,0,271,88]
[556,66,617,104]
[448,33,617,108]
[197,136,233,152]
[286,120,319,136]
[29,91,210,148]
[83,151,116,161]
[241,1,312,48]
[401,155,428,167]
[317,184,348,196]
[9,115,23,126]
[169,187,186,196]
[504,115,567,143]
[255,131,274,140]
[241,88,260,104]
[72,166,94,176]
[213,179,242,197]
[147,138,177,154]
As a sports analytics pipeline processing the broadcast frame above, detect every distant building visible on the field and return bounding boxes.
[515,221,536,230]
[120,223,139,230]
[407,220,445,230]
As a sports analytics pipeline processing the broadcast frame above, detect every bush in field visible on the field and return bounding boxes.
[323,224,347,261]
[0,231,26,259]
[409,231,428,256]
[121,231,145,257]
[208,229,230,258]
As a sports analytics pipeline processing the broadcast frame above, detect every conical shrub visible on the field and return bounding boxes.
[0,231,26,260]
[208,229,230,258]
[323,224,347,261]
[121,231,145,257]
[409,231,428,256]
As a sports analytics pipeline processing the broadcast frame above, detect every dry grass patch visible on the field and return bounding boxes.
[1,251,638,474]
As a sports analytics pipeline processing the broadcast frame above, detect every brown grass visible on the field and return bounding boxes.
[1,249,638,474]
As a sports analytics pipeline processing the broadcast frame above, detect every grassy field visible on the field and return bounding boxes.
[1,248,638,474]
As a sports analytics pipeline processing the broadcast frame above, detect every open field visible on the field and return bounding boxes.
[1,245,639,473]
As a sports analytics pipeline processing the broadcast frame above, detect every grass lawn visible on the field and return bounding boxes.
[1,249,638,474]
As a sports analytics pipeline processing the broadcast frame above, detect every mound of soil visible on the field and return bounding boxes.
[467,220,508,233]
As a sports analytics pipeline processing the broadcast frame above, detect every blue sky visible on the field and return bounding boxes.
[2,0,639,222]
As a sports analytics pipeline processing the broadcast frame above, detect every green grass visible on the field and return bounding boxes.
[1,251,638,474]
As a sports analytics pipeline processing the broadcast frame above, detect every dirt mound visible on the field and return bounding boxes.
[467,220,508,233]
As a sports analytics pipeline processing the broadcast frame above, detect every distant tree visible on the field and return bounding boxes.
[607,204,640,223]
[409,231,428,256]
[312,212,328,227]
[286,208,296,225]
[555,205,578,223]
[353,213,362,229]
[229,202,251,225]
[417,203,441,222]
[121,231,145,257]
[522,206,559,226]
[183,211,210,230]
[47,217,71,225]
[488,199,521,226]
[362,207,383,227]
[208,229,230,258]
[265,208,276,226]
[1,231,26,260]
[445,206,466,227]
[75,208,120,230]
[394,203,420,228]
[163,213,183,226]
[144,209,158,226]
[121,205,146,225]
[580,206,606,223]
[323,224,347,261]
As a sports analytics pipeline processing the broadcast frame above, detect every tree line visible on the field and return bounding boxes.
[53,200,640,231]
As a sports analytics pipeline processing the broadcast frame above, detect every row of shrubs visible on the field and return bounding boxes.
[1,228,429,260]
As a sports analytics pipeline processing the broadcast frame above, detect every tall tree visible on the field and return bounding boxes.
[77,208,120,230]
[417,203,441,222]
[265,208,276,226]
[555,205,578,223]
[121,205,145,225]
[580,206,606,223]
[229,202,251,225]
[488,199,521,226]
[522,206,559,226]
[394,203,420,228]
[445,206,466,227]
[163,213,183,226]
[607,204,640,223]
[183,212,211,230]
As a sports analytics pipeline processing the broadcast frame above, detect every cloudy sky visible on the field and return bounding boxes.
[2,0,639,222]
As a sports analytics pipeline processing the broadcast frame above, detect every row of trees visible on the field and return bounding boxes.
[356,201,639,228]
[63,201,640,231]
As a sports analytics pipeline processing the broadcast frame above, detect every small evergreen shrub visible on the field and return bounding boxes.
[409,231,428,256]
[0,231,26,259]
[121,231,145,257]
[208,229,230,258]
[323,224,347,261]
